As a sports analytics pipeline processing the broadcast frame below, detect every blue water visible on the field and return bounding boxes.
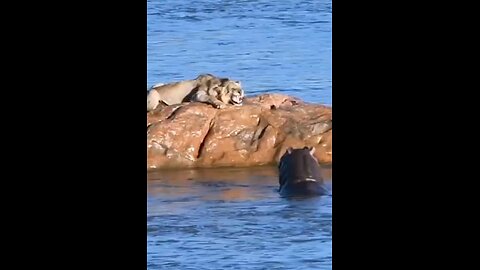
[148,166,332,269]
[147,0,332,105]
[147,0,332,268]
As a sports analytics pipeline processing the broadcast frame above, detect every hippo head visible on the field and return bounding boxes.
[279,147,317,168]
[278,146,327,197]
[286,146,316,156]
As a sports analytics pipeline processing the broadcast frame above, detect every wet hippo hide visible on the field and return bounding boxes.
[278,147,329,197]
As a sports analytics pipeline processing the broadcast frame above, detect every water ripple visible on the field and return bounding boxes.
[147,165,332,269]
[147,0,331,105]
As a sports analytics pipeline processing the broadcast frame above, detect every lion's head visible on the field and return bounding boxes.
[218,80,244,106]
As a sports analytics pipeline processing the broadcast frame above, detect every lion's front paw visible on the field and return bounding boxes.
[215,103,227,109]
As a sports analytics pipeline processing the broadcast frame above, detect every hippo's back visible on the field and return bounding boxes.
[278,147,328,197]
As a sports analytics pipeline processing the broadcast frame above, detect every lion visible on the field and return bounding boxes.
[146,74,244,112]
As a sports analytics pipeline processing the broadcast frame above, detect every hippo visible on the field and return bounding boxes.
[278,147,329,197]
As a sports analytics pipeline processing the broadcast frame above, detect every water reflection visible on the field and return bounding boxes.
[148,165,331,202]
[147,165,332,269]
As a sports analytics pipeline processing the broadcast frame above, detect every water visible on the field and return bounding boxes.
[147,0,332,268]
[147,0,332,105]
[147,166,332,269]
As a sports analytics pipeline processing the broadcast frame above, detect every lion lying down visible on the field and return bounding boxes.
[147,74,245,112]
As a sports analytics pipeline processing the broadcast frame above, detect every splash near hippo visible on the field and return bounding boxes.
[278,147,329,197]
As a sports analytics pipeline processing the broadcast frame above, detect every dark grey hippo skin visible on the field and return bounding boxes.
[278,147,329,197]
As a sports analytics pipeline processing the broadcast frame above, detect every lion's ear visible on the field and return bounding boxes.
[220,78,229,85]
[235,81,242,87]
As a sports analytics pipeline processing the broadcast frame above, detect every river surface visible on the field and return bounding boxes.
[147,166,332,269]
[147,0,332,268]
[147,0,331,105]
